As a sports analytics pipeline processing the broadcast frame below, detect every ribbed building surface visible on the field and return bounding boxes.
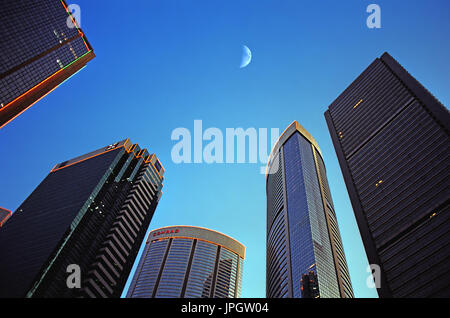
[266,121,353,298]
[325,52,450,297]
[126,226,245,298]
[0,139,164,298]
[0,0,95,128]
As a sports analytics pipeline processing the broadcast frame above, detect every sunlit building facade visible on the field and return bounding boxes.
[0,208,12,227]
[126,226,245,298]
[325,52,450,297]
[0,139,164,298]
[0,0,95,128]
[266,121,353,298]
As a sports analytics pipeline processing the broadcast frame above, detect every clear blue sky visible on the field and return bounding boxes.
[0,0,449,298]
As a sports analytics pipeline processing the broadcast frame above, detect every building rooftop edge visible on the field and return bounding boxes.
[266,120,322,177]
[147,225,246,258]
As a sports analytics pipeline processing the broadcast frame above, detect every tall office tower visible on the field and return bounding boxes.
[0,139,164,298]
[126,226,245,298]
[325,52,450,298]
[266,121,353,298]
[0,0,95,129]
[0,208,12,227]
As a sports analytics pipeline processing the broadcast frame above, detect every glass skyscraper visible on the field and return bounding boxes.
[0,0,95,128]
[126,226,245,298]
[325,52,450,297]
[266,121,353,298]
[0,139,164,298]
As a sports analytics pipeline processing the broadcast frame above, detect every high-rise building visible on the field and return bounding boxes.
[0,139,164,298]
[266,121,353,298]
[0,208,12,227]
[325,52,450,298]
[0,0,95,129]
[126,226,245,298]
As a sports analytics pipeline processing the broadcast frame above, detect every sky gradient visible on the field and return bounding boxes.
[0,0,449,298]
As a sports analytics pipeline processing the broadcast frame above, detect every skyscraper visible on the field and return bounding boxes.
[126,226,245,298]
[266,121,353,298]
[0,0,95,129]
[325,52,450,298]
[0,208,12,227]
[0,139,164,298]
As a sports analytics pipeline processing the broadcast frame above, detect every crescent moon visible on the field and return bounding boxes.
[240,45,252,68]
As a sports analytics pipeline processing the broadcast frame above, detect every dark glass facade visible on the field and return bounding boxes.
[0,207,12,227]
[0,139,164,298]
[266,121,353,298]
[0,0,95,128]
[126,226,245,298]
[325,52,450,297]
